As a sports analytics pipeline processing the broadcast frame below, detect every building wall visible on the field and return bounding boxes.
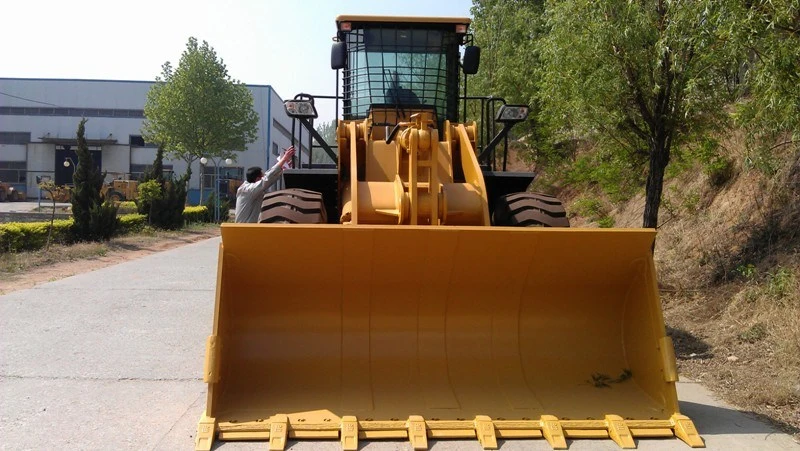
[0,78,297,202]
[268,88,295,168]
[0,144,26,161]
[26,143,55,195]
[130,146,156,166]
[102,144,130,178]
[2,79,152,109]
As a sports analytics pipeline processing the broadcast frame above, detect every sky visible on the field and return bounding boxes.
[1,0,474,122]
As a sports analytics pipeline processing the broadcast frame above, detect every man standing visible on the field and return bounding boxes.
[234,146,295,223]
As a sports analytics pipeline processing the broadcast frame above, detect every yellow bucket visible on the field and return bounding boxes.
[196,224,703,450]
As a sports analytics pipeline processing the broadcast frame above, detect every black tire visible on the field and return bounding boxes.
[258,189,327,224]
[108,191,123,203]
[492,192,570,227]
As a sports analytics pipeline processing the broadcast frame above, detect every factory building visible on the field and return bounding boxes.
[0,78,303,204]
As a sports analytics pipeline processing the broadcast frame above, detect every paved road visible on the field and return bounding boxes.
[0,201,71,213]
[1,237,798,451]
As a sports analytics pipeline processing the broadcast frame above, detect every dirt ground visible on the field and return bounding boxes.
[0,227,220,295]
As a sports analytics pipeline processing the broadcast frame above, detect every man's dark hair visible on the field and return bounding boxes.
[246,166,263,183]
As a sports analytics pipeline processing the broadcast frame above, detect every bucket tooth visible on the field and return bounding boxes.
[672,414,704,447]
[606,415,635,448]
[540,415,567,449]
[194,413,216,451]
[406,415,428,450]
[474,415,498,449]
[269,414,289,451]
[341,416,359,451]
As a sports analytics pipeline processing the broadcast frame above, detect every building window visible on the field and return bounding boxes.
[0,132,31,144]
[129,135,157,147]
[0,161,27,183]
[0,106,144,118]
[129,164,174,181]
[201,165,244,187]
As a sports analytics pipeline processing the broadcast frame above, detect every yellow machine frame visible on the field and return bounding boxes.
[196,15,703,451]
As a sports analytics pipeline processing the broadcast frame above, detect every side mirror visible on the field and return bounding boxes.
[331,42,347,70]
[463,46,480,74]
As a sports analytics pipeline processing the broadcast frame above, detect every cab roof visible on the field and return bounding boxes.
[335,15,471,26]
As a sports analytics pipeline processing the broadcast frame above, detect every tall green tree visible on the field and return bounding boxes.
[142,37,259,182]
[540,0,738,228]
[469,0,551,156]
[136,145,165,217]
[149,173,190,230]
[312,120,337,164]
[71,118,118,240]
[734,0,800,145]
[315,120,336,145]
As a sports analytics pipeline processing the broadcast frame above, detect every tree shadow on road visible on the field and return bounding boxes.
[681,400,800,437]
[667,325,714,360]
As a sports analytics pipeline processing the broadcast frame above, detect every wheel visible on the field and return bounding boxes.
[108,191,123,203]
[492,192,570,227]
[258,189,327,224]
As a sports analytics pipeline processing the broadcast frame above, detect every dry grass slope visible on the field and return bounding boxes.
[565,133,800,437]
[518,131,799,437]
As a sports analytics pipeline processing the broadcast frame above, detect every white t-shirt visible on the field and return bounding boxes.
[234,164,283,223]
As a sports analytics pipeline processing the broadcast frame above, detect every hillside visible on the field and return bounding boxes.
[515,135,800,437]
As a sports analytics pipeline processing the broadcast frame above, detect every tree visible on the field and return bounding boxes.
[469,1,548,140]
[142,37,259,182]
[136,144,189,229]
[145,145,166,185]
[315,120,336,146]
[136,145,165,216]
[71,118,118,240]
[733,1,800,146]
[38,179,58,251]
[149,174,189,229]
[313,120,337,164]
[540,0,738,228]
[469,0,545,103]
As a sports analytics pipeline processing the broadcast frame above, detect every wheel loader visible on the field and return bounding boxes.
[100,178,139,203]
[196,15,704,451]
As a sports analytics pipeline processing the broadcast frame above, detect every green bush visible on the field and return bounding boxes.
[739,323,768,343]
[1,207,212,254]
[695,138,735,187]
[117,214,147,234]
[744,146,781,176]
[767,267,794,300]
[706,158,735,187]
[89,201,119,240]
[571,197,605,221]
[117,201,138,215]
[597,216,616,228]
[183,206,209,223]
[149,176,189,229]
[564,151,642,203]
[0,219,74,253]
[71,118,117,241]
[203,192,231,223]
[136,179,162,216]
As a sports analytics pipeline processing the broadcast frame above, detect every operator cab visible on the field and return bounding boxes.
[332,16,479,130]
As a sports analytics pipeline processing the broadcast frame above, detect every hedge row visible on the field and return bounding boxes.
[0,219,74,253]
[183,206,207,223]
[1,206,210,253]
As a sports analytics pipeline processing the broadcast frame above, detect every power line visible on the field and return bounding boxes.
[0,90,61,107]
